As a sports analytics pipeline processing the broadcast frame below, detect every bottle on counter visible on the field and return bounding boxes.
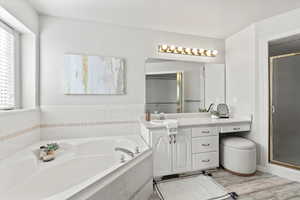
[145,111,151,121]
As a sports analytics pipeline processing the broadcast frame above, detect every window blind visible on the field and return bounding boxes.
[0,22,15,109]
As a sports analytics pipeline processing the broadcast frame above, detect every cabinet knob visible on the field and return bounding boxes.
[233,127,241,131]
[173,135,176,144]
[201,143,210,147]
[201,159,210,162]
[135,146,140,154]
[169,135,173,144]
[120,155,126,163]
[201,130,210,134]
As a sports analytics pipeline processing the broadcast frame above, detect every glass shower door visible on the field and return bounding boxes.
[145,72,183,113]
[270,53,300,169]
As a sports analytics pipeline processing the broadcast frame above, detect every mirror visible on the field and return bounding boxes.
[145,58,225,113]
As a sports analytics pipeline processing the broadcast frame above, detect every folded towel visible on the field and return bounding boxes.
[164,119,178,136]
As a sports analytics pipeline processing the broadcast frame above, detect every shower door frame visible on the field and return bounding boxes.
[269,52,300,170]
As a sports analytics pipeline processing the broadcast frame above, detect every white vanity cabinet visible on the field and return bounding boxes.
[191,127,219,171]
[151,129,173,176]
[151,128,191,177]
[143,127,219,177]
[172,128,192,174]
[140,116,252,177]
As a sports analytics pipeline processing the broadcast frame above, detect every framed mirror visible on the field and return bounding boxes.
[145,58,225,113]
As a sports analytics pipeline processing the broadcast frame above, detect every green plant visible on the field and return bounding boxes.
[46,143,60,152]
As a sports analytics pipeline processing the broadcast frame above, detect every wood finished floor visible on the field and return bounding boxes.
[150,169,300,200]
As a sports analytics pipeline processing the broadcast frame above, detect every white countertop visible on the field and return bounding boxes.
[140,116,252,129]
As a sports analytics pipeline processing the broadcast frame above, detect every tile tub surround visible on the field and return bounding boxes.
[40,105,144,140]
[0,108,40,159]
[150,169,300,200]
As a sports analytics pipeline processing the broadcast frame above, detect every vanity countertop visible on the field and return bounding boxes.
[140,116,252,129]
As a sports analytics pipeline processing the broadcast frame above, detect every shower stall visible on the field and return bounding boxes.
[270,52,300,169]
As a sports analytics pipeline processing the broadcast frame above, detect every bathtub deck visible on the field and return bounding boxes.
[150,169,300,200]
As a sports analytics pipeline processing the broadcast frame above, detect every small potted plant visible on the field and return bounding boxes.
[40,143,60,162]
[46,143,60,155]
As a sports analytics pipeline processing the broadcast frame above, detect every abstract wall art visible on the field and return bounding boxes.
[64,54,125,94]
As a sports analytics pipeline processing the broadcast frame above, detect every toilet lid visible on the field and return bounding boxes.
[221,137,255,150]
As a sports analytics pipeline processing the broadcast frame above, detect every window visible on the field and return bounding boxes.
[0,21,19,110]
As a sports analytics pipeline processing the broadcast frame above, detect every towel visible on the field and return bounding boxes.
[164,119,178,136]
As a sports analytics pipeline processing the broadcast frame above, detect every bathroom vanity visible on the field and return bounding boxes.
[140,116,251,177]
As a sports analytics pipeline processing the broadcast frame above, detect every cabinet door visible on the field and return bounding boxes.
[152,130,172,177]
[172,128,192,173]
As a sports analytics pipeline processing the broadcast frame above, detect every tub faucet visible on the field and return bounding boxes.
[115,147,135,158]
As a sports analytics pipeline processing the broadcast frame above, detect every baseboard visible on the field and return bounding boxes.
[257,164,300,182]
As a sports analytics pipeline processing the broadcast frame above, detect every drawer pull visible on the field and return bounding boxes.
[201,143,210,147]
[233,127,241,131]
[201,159,210,162]
[201,130,210,134]
[174,135,176,144]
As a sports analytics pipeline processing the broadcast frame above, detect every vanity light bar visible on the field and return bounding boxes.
[158,44,218,57]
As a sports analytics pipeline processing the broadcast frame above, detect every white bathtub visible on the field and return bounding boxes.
[0,135,153,200]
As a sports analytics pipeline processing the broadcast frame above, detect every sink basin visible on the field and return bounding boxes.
[150,120,165,125]
[150,119,177,125]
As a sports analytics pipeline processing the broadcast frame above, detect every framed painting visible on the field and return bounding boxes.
[64,54,125,94]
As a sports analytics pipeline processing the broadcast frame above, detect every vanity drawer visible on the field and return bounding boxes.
[192,136,219,153]
[220,123,251,133]
[192,152,219,170]
[192,127,218,137]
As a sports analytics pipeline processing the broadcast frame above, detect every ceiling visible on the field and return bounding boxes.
[27,0,300,38]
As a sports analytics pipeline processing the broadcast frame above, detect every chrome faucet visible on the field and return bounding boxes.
[207,103,215,112]
[115,147,135,158]
[159,112,166,120]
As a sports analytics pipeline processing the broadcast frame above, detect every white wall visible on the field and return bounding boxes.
[40,16,224,106]
[225,25,256,117]
[39,16,225,139]
[204,64,225,108]
[225,25,260,163]
[21,34,39,108]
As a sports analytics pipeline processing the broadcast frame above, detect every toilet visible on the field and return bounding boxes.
[220,136,256,176]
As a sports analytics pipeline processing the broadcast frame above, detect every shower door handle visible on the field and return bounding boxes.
[272,105,275,113]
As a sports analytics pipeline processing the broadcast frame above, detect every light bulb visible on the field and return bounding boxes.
[199,48,205,54]
[185,48,191,54]
[205,50,212,56]
[177,46,183,53]
[161,44,168,51]
[170,45,176,52]
[212,50,218,56]
[192,48,198,55]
